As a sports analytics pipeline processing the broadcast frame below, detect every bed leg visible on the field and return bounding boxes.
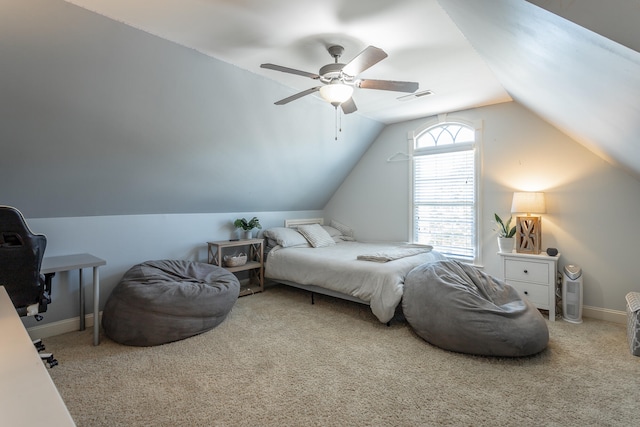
[386,321,391,327]
[311,292,315,305]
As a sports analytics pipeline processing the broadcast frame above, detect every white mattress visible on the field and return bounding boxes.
[265,241,446,323]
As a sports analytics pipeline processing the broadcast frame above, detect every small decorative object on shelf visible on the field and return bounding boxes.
[494,213,516,253]
[224,253,247,267]
[233,216,262,240]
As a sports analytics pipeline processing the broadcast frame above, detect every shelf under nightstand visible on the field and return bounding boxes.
[207,239,264,297]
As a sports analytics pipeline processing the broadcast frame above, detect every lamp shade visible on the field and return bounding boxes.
[319,83,353,104]
[511,192,546,214]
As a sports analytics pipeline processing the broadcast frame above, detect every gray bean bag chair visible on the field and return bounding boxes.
[103,260,240,346]
[403,259,548,357]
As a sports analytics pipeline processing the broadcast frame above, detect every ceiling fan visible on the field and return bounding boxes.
[260,45,419,114]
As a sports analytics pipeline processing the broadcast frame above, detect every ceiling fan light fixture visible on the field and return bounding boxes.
[264,44,418,115]
[319,83,353,105]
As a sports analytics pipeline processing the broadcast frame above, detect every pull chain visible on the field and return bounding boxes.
[334,106,343,141]
[335,106,338,140]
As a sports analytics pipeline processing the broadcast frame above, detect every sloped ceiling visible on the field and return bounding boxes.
[528,0,640,53]
[2,0,640,219]
[64,0,640,181]
[62,0,512,124]
[438,0,640,180]
[0,0,384,218]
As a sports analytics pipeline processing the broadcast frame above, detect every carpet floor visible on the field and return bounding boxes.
[46,284,639,426]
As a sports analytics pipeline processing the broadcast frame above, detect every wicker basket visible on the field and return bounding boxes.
[224,253,247,267]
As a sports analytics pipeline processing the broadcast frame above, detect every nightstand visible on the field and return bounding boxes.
[499,251,560,321]
[207,239,264,297]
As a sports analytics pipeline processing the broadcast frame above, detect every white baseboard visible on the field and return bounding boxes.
[583,305,626,324]
[24,306,627,340]
[26,312,102,341]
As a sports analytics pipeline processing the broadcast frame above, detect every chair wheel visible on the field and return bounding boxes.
[40,352,57,367]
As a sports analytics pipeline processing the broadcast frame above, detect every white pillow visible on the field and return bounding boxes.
[321,225,342,237]
[297,224,335,248]
[263,227,309,248]
[330,219,354,238]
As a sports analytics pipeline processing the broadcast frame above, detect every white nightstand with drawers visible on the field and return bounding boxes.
[499,251,560,321]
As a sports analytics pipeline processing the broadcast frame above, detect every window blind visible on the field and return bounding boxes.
[413,148,475,259]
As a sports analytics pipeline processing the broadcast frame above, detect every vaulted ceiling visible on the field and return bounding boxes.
[2,0,640,219]
[63,0,512,124]
[63,0,640,180]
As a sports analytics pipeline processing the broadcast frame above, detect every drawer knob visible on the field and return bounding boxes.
[524,291,529,295]
[523,269,528,274]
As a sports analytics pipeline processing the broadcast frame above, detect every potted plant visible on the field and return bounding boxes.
[494,213,516,253]
[234,216,262,240]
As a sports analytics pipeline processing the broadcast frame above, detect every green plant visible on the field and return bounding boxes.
[233,216,262,231]
[494,213,516,238]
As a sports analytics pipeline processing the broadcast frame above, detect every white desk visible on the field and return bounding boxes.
[0,286,76,426]
[41,253,106,345]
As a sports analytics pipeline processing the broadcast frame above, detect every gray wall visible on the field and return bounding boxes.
[1,0,384,218]
[324,101,640,314]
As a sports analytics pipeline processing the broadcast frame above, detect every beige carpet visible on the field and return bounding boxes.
[47,284,639,426]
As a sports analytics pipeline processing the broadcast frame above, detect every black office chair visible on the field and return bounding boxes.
[0,205,57,367]
[0,205,50,316]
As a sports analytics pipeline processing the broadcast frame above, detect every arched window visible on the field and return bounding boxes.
[412,121,478,261]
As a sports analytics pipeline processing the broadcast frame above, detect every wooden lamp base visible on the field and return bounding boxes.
[515,215,542,254]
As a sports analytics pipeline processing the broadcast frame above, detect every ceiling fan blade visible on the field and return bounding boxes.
[357,79,419,93]
[341,98,357,114]
[260,63,320,79]
[274,87,321,105]
[341,46,388,76]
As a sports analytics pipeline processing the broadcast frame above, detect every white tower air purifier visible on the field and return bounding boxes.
[562,265,583,323]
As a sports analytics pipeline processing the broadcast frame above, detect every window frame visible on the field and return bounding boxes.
[408,117,483,264]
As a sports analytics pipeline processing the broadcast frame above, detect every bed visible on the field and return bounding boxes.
[264,218,446,324]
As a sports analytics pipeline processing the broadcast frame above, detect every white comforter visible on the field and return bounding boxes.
[265,241,446,323]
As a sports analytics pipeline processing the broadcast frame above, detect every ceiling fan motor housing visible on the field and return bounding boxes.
[319,63,348,82]
[320,45,353,84]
